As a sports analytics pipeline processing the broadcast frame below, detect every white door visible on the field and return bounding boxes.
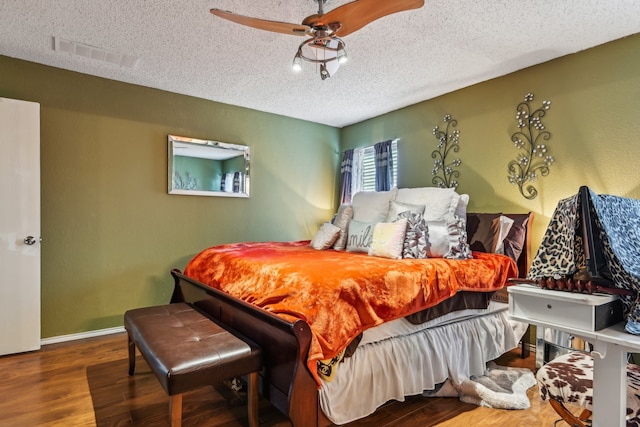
[0,97,41,355]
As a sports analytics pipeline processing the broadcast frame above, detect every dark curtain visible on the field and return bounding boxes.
[339,149,354,204]
[374,140,394,191]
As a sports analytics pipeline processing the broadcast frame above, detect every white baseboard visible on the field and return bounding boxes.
[41,326,125,346]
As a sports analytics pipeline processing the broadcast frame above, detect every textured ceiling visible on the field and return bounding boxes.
[1,0,639,127]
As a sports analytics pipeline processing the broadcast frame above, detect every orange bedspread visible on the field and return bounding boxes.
[184,240,518,386]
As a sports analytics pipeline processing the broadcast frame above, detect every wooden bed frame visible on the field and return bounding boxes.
[170,213,533,427]
[171,269,330,426]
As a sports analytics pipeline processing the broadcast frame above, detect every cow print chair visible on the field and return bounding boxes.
[536,351,640,426]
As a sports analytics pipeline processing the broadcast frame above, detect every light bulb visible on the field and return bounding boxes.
[292,53,302,72]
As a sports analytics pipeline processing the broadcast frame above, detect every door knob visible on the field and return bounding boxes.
[24,236,40,245]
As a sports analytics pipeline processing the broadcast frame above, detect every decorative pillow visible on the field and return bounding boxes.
[351,189,398,223]
[310,222,341,250]
[332,204,353,250]
[424,219,451,257]
[385,200,425,222]
[456,193,470,218]
[397,211,428,259]
[391,188,474,259]
[466,212,502,253]
[424,214,472,259]
[346,219,376,253]
[368,218,408,259]
[453,193,470,252]
[444,215,473,260]
[494,215,515,254]
[502,213,531,262]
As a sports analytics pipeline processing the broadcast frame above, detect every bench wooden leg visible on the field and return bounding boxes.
[127,334,136,376]
[248,372,259,427]
[169,394,183,427]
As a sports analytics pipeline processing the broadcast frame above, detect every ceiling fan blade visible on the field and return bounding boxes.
[324,0,425,37]
[210,9,310,36]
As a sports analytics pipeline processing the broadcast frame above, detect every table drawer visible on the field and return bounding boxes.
[508,285,622,331]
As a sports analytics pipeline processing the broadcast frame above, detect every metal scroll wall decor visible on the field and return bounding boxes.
[431,114,461,189]
[507,93,554,200]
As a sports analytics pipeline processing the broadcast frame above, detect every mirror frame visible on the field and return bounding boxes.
[168,134,250,198]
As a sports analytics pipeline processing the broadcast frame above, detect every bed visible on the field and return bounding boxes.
[170,188,533,426]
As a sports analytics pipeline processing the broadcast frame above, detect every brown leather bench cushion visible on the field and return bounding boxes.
[124,303,262,396]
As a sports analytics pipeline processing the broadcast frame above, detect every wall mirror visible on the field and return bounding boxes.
[168,135,250,198]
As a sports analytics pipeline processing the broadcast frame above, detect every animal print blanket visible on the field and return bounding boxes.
[527,186,640,330]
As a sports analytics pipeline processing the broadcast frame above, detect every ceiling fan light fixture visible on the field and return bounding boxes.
[210,0,426,80]
[292,34,346,80]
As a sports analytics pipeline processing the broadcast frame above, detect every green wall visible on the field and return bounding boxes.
[340,34,640,253]
[1,56,340,338]
[1,33,639,339]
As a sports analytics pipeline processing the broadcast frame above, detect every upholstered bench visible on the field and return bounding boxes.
[124,303,263,427]
[536,351,640,426]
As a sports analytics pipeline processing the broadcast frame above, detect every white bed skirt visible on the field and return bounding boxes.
[319,304,528,425]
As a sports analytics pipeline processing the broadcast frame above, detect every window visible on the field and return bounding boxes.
[340,139,398,203]
[359,142,398,191]
[353,139,398,193]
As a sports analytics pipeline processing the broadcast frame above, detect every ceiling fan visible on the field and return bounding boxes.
[210,0,425,80]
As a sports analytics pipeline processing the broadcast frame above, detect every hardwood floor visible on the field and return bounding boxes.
[0,332,563,426]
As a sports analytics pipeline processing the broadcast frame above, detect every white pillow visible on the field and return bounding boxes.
[395,187,455,204]
[456,193,469,219]
[368,218,408,259]
[385,200,425,222]
[425,213,472,259]
[494,215,515,254]
[310,222,341,250]
[394,187,459,222]
[351,189,398,223]
[425,220,451,257]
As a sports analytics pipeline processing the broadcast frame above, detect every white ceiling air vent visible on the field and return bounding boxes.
[53,36,139,68]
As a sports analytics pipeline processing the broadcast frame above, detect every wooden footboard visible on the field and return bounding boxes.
[170,269,331,427]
